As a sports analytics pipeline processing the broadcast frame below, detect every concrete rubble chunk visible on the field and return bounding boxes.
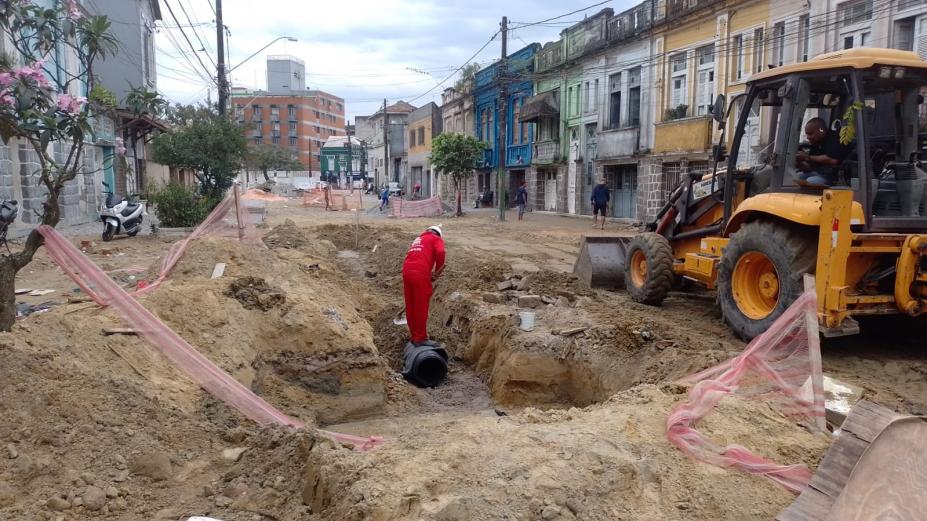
[222,447,248,462]
[517,295,543,309]
[497,280,513,291]
[128,452,173,481]
[482,292,506,304]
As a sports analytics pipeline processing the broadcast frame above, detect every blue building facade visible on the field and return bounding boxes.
[473,43,540,206]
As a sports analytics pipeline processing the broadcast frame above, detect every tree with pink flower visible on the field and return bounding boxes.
[0,0,119,330]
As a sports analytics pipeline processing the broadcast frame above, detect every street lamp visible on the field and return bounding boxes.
[229,36,298,73]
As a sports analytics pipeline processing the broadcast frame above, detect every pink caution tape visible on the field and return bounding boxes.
[666,291,825,494]
[32,189,384,451]
[391,196,443,218]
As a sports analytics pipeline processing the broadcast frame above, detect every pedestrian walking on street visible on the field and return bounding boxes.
[591,178,610,230]
[380,185,390,212]
[515,181,528,221]
[402,225,445,347]
[323,183,332,211]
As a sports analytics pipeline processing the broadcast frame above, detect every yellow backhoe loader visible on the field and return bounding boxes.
[575,48,927,340]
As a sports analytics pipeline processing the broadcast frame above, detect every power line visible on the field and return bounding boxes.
[161,0,216,83]
[407,30,501,104]
[510,0,613,30]
[177,0,217,67]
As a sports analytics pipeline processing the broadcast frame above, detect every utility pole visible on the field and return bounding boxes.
[496,16,508,221]
[216,0,228,115]
[382,98,389,187]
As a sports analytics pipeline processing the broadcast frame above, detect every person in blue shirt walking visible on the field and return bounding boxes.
[515,181,529,221]
[591,178,610,230]
[380,185,390,212]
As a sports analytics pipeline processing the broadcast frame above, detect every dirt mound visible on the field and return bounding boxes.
[300,384,830,521]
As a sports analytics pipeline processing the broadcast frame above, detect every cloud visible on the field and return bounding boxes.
[155,0,638,119]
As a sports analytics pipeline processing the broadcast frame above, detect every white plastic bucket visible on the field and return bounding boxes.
[519,311,536,331]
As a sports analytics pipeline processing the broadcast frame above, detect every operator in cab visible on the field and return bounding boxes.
[795,117,853,186]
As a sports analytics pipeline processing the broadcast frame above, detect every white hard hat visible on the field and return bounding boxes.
[427,225,443,237]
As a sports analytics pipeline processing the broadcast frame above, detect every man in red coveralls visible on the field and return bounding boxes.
[402,225,445,347]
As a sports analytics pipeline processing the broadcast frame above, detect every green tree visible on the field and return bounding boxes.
[152,106,247,197]
[431,133,484,216]
[245,143,303,182]
[454,63,480,93]
[0,1,118,330]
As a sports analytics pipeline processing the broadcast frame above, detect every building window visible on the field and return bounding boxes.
[272,137,280,145]
[143,25,155,85]
[270,105,279,122]
[608,72,621,129]
[696,45,715,116]
[670,52,687,113]
[272,123,280,138]
[593,79,599,115]
[253,137,263,145]
[252,126,262,138]
[417,126,425,145]
[732,34,744,81]
[252,105,262,122]
[628,67,641,127]
[409,129,416,146]
[235,104,244,123]
[753,28,764,73]
[289,137,298,147]
[288,104,297,121]
[772,22,785,67]
[840,0,873,27]
[798,15,810,62]
[288,125,297,137]
[481,107,492,142]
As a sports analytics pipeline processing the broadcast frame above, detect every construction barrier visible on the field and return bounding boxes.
[302,189,363,211]
[391,196,444,218]
[665,291,825,494]
[33,188,383,451]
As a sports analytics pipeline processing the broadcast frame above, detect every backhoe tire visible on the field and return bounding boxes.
[624,232,674,305]
[717,221,816,341]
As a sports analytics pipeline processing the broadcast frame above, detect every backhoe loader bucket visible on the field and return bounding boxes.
[573,236,630,289]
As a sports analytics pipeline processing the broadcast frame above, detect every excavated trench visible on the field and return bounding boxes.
[307,223,709,417]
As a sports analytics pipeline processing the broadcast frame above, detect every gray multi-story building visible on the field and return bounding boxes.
[88,0,170,197]
[355,101,417,189]
[266,55,306,94]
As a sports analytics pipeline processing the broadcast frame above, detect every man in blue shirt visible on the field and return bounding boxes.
[591,178,610,230]
[380,186,390,212]
[515,181,529,220]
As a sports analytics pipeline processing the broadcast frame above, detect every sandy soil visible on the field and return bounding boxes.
[0,195,923,521]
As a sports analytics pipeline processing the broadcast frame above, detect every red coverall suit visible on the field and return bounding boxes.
[402,231,446,343]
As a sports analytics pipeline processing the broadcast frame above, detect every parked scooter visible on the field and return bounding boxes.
[100,181,145,241]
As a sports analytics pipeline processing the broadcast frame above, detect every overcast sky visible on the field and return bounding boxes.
[155,0,639,122]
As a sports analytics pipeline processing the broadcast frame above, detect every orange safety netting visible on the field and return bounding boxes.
[302,189,363,211]
[240,188,287,202]
[34,187,382,451]
[666,291,825,494]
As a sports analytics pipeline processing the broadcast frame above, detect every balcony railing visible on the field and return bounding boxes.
[596,127,640,159]
[653,116,712,154]
[506,143,531,167]
[533,140,560,164]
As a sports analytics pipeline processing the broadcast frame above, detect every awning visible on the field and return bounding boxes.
[519,92,559,123]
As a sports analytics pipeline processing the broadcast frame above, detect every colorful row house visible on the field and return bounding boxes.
[438,0,927,221]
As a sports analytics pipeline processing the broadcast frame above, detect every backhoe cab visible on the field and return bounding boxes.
[575,48,927,340]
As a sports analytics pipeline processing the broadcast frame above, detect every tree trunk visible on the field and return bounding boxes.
[262,168,270,182]
[0,259,17,331]
[456,189,462,217]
